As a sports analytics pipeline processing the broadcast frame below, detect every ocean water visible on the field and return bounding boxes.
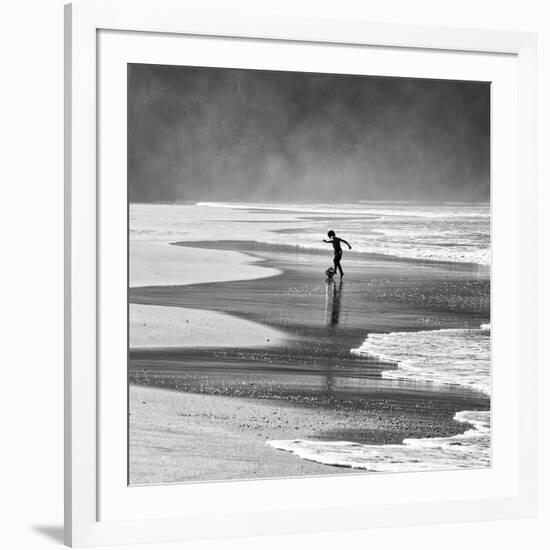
[199,201,490,266]
[269,325,491,472]
[351,326,491,395]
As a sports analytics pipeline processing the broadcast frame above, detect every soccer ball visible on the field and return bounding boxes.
[325,266,336,278]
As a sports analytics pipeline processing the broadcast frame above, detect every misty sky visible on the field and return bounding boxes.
[128,64,490,203]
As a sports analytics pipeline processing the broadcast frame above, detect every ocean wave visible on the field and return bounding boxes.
[350,326,491,395]
[267,409,490,472]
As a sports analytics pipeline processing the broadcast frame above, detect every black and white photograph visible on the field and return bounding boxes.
[128,63,491,485]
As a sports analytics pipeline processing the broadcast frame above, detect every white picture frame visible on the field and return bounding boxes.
[64,1,538,547]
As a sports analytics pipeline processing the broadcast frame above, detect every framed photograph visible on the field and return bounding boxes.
[65,2,538,547]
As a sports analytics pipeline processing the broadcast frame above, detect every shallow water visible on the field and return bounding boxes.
[199,201,490,266]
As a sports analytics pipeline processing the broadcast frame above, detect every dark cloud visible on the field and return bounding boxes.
[128,64,489,203]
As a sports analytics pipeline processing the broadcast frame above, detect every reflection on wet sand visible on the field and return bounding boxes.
[325,279,343,327]
[324,279,344,395]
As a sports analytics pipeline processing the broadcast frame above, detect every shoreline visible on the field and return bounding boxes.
[128,203,490,483]
[130,384,483,484]
[173,238,491,273]
[129,236,490,483]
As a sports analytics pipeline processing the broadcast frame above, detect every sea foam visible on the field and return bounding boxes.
[350,325,491,395]
[268,409,490,472]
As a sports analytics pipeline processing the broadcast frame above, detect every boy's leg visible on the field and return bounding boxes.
[334,253,344,277]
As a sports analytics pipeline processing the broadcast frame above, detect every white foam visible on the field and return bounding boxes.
[351,327,491,395]
[267,409,490,472]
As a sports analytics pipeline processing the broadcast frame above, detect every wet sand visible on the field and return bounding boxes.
[129,240,490,484]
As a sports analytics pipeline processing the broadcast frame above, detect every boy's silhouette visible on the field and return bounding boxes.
[323,230,352,278]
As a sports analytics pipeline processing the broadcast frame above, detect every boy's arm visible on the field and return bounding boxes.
[340,238,352,249]
[322,239,332,243]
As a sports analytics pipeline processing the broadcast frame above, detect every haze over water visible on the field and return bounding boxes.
[128,65,490,204]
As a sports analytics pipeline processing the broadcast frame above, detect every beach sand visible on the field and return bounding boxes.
[130,384,479,484]
[130,303,287,348]
[130,239,280,288]
[130,385,343,484]
[129,233,490,484]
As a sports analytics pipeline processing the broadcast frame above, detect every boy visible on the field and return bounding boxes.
[323,230,352,278]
